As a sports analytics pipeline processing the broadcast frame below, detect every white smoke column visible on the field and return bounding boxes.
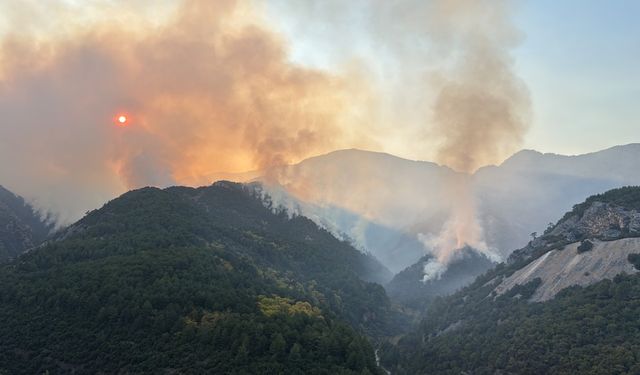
[419,174,500,281]
[262,0,530,277]
[414,0,530,280]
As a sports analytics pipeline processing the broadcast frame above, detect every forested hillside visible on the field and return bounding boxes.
[385,247,495,311]
[0,185,52,262]
[381,187,640,374]
[0,182,398,374]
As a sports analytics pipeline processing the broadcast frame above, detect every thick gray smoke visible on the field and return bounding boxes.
[265,0,531,278]
[423,0,530,279]
[0,0,531,284]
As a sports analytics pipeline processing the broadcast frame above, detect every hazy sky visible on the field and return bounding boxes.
[513,0,639,155]
[0,0,638,222]
[264,0,639,157]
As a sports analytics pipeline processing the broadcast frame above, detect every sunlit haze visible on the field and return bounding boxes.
[0,0,637,223]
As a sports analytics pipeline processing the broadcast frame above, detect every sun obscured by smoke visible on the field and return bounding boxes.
[0,0,531,281]
[0,0,373,222]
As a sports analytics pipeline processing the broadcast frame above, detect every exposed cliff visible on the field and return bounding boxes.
[495,238,639,301]
[496,186,640,301]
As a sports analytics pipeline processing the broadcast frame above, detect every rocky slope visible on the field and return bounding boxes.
[494,186,640,301]
[380,186,640,374]
[509,186,640,264]
[495,238,639,301]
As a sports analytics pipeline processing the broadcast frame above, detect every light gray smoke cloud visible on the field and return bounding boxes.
[265,0,531,278]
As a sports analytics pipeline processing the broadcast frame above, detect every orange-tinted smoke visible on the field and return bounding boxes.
[0,0,372,222]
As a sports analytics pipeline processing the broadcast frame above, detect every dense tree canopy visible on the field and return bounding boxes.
[0,185,52,262]
[381,186,640,375]
[0,182,397,374]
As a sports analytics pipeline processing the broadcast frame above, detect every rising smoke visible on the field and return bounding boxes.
[0,0,372,223]
[265,0,531,278]
[0,0,531,280]
[422,0,530,279]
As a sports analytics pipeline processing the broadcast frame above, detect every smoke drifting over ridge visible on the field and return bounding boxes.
[421,0,530,278]
[424,1,530,280]
[1,0,531,281]
[0,0,373,222]
[266,0,530,277]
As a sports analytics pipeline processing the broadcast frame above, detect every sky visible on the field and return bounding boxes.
[263,0,640,156]
[515,0,639,154]
[0,0,638,222]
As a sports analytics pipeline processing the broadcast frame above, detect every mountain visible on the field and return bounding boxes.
[380,186,640,374]
[0,185,51,262]
[246,149,461,274]
[494,186,640,301]
[239,144,640,274]
[474,143,640,258]
[0,181,401,374]
[385,247,496,311]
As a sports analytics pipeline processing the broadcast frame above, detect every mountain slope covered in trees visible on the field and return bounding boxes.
[0,185,51,262]
[381,186,640,374]
[0,182,399,374]
[385,247,495,311]
[224,144,640,273]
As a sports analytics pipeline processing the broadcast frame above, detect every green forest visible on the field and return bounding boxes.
[380,187,640,375]
[3,182,640,374]
[0,182,400,374]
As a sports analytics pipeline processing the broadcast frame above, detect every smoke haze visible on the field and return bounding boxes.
[1,0,531,281]
[264,0,530,277]
[0,0,374,222]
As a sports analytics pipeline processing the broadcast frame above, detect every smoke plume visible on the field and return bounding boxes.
[0,0,531,280]
[429,2,531,173]
[420,0,530,279]
[0,0,371,223]
[264,0,530,277]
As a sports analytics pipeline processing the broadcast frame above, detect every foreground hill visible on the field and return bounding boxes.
[0,185,51,262]
[0,182,398,374]
[381,187,640,374]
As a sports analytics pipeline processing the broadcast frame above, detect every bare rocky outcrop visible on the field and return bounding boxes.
[508,199,640,265]
[495,238,640,301]
[549,201,640,241]
[496,191,640,301]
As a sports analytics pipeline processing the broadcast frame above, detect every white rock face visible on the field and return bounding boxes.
[495,238,640,302]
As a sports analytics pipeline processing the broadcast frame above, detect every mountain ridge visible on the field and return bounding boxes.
[380,186,640,374]
[0,185,52,262]
[0,181,402,374]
